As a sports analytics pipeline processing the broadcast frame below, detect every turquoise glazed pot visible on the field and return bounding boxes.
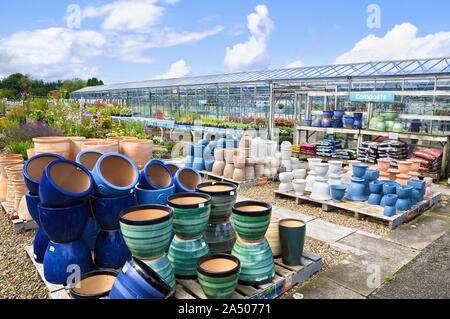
[204,220,236,254]
[167,193,211,239]
[144,254,176,296]
[197,253,240,299]
[279,219,306,266]
[119,205,174,260]
[168,235,210,279]
[231,238,274,285]
[232,201,272,242]
[196,182,238,224]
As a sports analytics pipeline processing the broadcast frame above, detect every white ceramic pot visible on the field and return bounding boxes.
[281,160,292,172]
[280,150,291,160]
[275,152,282,160]
[314,163,329,178]
[266,141,278,158]
[307,158,322,170]
[310,177,332,201]
[264,168,272,177]
[328,174,342,186]
[293,179,307,196]
[293,169,307,180]
[271,158,280,168]
[279,172,293,183]
[328,161,343,176]
[305,173,317,193]
[279,182,293,192]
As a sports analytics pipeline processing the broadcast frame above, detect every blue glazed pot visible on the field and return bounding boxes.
[353,113,363,121]
[82,217,100,251]
[91,192,137,231]
[38,201,90,243]
[364,169,380,196]
[94,230,131,269]
[396,186,413,211]
[352,164,368,178]
[185,145,194,168]
[25,192,41,227]
[33,228,50,264]
[410,188,419,205]
[135,184,175,205]
[344,116,354,127]
[23,154,64,195]
[384,194,398,217]
[333,110,345,118]
[109,256,171,299]
[331,119,343,128]
[166,163,181,177]
[330,185,346,202]
[43,240,93,285]
[312,121,322,127]
[380,181,399,207]
[323,111,333,118]
[39,159,94,208]
[92,153,139,198]
[216,138,226,149]
[76,150,104,172]
[306,120,313,126]
[204,142,217,172]
[408,179,426,202]
[174,168,203,193]
[345,177,366,202]
[139,159,174,190]
[193,145,206,171]
[368,181,383,205]
[321,121,332,128]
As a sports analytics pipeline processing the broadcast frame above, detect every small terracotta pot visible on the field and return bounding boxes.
[397,161,413,175]
[387,168,400,181]
[82,141,119,154]
[396,174,411,186]
[377,159,391,172]
[33,137,71,159]
[121,139,153,171]
[347,160,361,169]
[233,168,245,182]
[410,159,422,173]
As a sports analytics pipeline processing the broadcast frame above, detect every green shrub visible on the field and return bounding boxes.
[7,141,34,160]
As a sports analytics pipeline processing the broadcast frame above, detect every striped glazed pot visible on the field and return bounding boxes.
[232,201,272,242]
[197,253,240,299]
[196,182,238,224]
[167,193,211,240]
[231,237,274,285]
[144,254,176,296]
[119,205,173,260]
[168,235,210,279]
[204,220,236,254]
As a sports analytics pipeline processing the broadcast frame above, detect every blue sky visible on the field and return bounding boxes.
[0,0,449,83]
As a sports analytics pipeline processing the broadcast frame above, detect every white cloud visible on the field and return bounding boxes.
[0,27,105,80]
[335,23,450,64]
[154,59,191,79]
[149,26,224,48]
[224,5,274,72]
[284,60,303,69]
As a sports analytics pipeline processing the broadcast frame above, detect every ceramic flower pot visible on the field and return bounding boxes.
[92,154,139,198]
[384,194,398,217]
[135,184,175,206]
[232,201,272,242]
[292,169,306,180]
[387,169,400,181]
[82,216,100,251]
[121,140,153,171]
[197,253,240,299]
[379,171,390,180]
[0,156,24,201]
[223,164,235,179]
[73,139,104,157]
[196,182,238,224]
[109,256,172,299]
[120,205,173,260]
[330,185,346,202]
[408,179,426,202]
[231,237,274,285]
[81,141,119,154]
[396,174,411,186]
[377,159,391,172]
[398,161,413,175]
[345,177,366,202]
[23,154,65,195]
[204,220,236,254]
[33,137,71,159]
[94,229,131,269]
[38,201,89,243]
[364,169,380,196]
[91,192,137,231]
[68,137,87,161]
[279,219,306,266]
[174,168,203,193]
[76,150,104,172]
[185,145,194,168]
[139,159,174,190]
[233,168,245,182]
[33,227,50,264]
[392,122,404,133]
[328,161,343,176]
[266,216,281,257]
[328,174,342,187]
[396,185,413,211]
[212,161,226,176]
[166,163,181,177]
[368,181,383,205]
[385,111,398,121]
[168,235,210,279]
[380,181,399,207]
[43,240,93,285]
[143,254,176,296]
[25,192,41,226]
[192,145,205,171]
[69,270,117,299]
[352,164,368,179]
[279,172,293,183]
[410,159,421,173]
[293,179,307,196]
[344,116,354,128]
[314,163,329,178]
[310,177,332,201]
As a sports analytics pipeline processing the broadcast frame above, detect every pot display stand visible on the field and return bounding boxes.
[274,190,442,229]
[198,170,277,189]
[1,201,38,233]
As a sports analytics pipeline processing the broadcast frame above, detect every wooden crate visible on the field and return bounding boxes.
[200,171,278,189]
[1,201,38,233]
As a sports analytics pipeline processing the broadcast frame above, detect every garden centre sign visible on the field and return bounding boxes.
[349,91,395,103]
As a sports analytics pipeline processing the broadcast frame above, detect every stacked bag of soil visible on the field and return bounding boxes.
[332,149,357,160]
[315,139,342,157]
[299,144,316,155]
[378,140,409,167]
[412,148,443,173]
[358,141,379,163]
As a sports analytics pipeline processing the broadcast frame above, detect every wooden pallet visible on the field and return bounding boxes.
[1,201,38,233]
[25,244,321,300]
[200,171,278,189]
[274,190,442,229]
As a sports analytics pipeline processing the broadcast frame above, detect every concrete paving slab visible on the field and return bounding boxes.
[305,218,355,244]
[291,276,364,299]
[386,214,450,250]
[272,207,316,223]
[429,201,450,218]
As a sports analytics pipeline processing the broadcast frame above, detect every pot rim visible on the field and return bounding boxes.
[232,200,272,217]
[95,153,139,191]
[69,270,118,299]
[167,192,211,209]
[23,153,65,186]
[142,159,174,189]
[119,204,173,226]
[279,218,306,230]
[197,253,240,278]
[330,184,346,190]
[195,181,237,197]
[174,167,202,192]
[32,136,70,143]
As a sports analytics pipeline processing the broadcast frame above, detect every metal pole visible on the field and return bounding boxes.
[269,82,275,139]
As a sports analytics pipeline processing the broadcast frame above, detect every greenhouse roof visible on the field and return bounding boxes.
[74,57,450,93]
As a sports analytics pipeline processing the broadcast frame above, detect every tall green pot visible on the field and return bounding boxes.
[279,219,306,266]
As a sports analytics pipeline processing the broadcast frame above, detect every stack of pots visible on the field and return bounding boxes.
[408,179,426,204]
[185,145,194,168]
[280,141,293,172]
[37,159,95,284]
[119,205,176,296]
[305,158,322,193]
[353,113,363,129]
[279,172,294,192]
[167,193,212,279]
[0,155,24,201]
[223,149,235,179]
[345,164,368,202]
[4,164,27,212]
[397,161,413,186]
[231,201,275,285]
[23,154,64,264]
[310,163,331,201]
[212,148,226,176]
[377,158,391,180]
[91,153,140,269]
[106,136,138,153]
[137,159,175,205]
[196,182,238,254]
[408,159,422,180]
[203,141,217,172]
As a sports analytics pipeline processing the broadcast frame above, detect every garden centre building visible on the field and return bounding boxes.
[72,57,450,135]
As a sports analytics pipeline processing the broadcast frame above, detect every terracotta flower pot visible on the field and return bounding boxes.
[69,270,117,299]
[33,137,71,159]
[397,161,413,175]
[5,164,25,207]
[73,139,103,156]
[410,159,422,173]
[27,149,36,160]
[266,216,282,257]
[396,174,411,186]
[67,137,86,161]
[379,171,390,181]
[166,163,180,177]
[121,140,153,171]
[377,159,391,172]
[387,168,400,181]
[18,195,32,220]
[0,156,24,201]
[82,141,119,154]
[12,180,27,211]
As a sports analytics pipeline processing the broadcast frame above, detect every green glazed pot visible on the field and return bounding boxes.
[231,237,274,285]
[279,219,306,266]
[386,120,395,131]
[232,201,272,242]
[369,117,379,130]
[167,193,211,240]
[204,220,236,254]
[197,253,240,299]
[119,205,173,260]
[168,235,210,279]
[196,182,238,224]
[385,111,398,121]
[392,122,404,133]
[144,253,176,296]
[376,121,386,132]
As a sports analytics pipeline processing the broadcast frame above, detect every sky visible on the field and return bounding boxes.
[0,0,449,84]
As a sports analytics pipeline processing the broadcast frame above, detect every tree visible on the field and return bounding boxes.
[87,77,104,87]
[61,79,87,93]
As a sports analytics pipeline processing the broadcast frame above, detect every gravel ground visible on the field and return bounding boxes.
[239,182,390,237]
[0,211,49,299]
